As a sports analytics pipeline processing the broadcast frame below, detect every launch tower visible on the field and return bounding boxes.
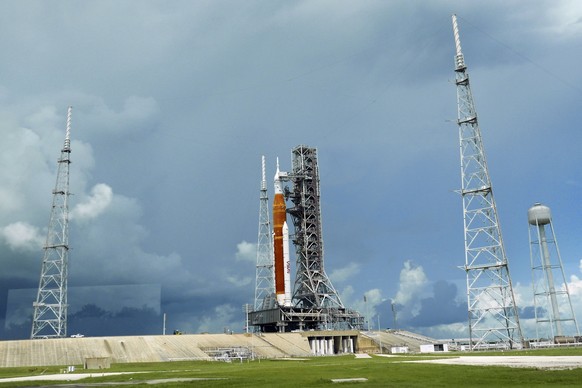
[287,145,344,311]
[31,106,73,339]
[452,15,523,349]
[254,156,275,310]
[249,145,363,332]
[528,203,579,340]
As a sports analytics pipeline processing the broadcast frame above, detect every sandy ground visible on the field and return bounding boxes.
[406,355,582,369]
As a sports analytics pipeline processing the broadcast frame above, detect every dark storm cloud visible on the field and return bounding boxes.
[407,280,466,327]
[1,1,582,340]
[520,305,539,320]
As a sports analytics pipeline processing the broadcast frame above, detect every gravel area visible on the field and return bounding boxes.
[406,356,582,369]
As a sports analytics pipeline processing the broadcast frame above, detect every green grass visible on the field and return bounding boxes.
[1,349,582,387]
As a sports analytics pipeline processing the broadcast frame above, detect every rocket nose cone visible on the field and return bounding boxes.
[274,157,280,178]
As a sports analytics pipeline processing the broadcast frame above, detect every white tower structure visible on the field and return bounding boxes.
[528,203,579,340]
[31,106,73,339]
[288,146,344,311]
[452,15,522,349]
[254,156,275,310]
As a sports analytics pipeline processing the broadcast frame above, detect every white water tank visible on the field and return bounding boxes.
[528,203,551,225]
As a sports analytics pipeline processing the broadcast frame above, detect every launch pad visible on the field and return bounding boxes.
[251,145,364,333]
[249,298,363,333]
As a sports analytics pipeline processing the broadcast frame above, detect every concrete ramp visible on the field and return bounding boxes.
[361,330,437,353]
[0,333,313,368]
[143,335,210,361]
[255,333,312,357]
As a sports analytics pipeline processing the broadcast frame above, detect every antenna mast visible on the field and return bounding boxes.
[451,15,523,350]
[31,106,73,339]
[254,156,275,310]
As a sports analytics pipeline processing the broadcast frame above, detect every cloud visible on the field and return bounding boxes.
[0,121,51,217]
[407,280,466,327]
[197,304,239,334]
[394,260,427,307]
[235,240,255,263]
[569,273,582,296]
[0,222,43,251]
[416,322,468,341]
[226,275,253,287]
[364,288,383,305]
[510,272,582,340]
[546,1,582,36]
[338,285,357,308]
[362,288,384,326]
[78,95,161,139]
[70,183,113,221]
[358,263,467,336]
[340,262,464,334]
[520,306,537,320]
[329,262,360,283]
[1,1,582,340]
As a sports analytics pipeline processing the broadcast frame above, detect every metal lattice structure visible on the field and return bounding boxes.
[452,15,522,350]
[249,145,363,332]
[31,106,73,339]
[528,203,579,340]
[287,145,343,310]
[254,156,275,310]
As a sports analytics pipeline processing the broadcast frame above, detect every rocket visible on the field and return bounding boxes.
[282,220,291,306]
[273,158,291,307]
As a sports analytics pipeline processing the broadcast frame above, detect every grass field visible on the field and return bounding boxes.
[1,348,582,387]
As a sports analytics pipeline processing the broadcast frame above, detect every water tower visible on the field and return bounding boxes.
[528,203,579,340]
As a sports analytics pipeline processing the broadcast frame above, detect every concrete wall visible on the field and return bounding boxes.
[0,333,313,368]
[360,330,437,353]
[0,330,435,367]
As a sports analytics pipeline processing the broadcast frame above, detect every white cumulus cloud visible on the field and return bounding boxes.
[1,221,44,251]
[235,240,256,263]
[329,262,360,283]
[568,274,582,296]
[364,288,383,305]
[394,260,428,307]
[70,183,113,221]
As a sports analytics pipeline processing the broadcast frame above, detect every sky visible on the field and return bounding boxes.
[1,0,582,341]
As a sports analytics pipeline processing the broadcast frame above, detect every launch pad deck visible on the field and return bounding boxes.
[249,305,363,333]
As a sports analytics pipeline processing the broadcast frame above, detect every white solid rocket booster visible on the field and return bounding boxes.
[282,221,291,307]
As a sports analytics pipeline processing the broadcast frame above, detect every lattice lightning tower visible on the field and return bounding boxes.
[31,106,73,339]
[254,156,275,310]
[287,145,343,310]
[452,15,523,349]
